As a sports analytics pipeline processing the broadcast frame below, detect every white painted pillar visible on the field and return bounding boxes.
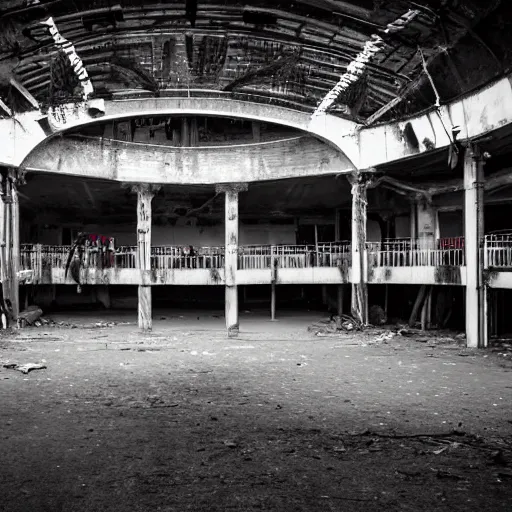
[0,170,21,322]
[216,183,248,337]
[417,199,437,250]
[133,184,159,331]
[464,144,487,348]
[12,181,20,319]
[349,171,369,325]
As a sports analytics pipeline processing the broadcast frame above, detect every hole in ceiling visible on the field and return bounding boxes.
[243,11,277,26]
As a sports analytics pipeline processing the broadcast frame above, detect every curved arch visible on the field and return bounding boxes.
[18,98,361,172]
[22,134,354,184]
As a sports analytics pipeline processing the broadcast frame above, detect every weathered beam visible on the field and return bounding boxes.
[8,78,39,110]
[0,100,13,117]
[364,2,503,126]
[313,9,420,117]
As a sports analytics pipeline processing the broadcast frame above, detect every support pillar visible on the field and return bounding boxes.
[216,183,248,337]
[12,182,20,318]
[337,284,344,316]
[464,143,487,348]
[416,199,437,250]
[131,183,159,331]
[348,171,371,325]
[0,169,23,324]
[271,283,276,321]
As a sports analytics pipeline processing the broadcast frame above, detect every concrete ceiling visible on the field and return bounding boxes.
[1,1,510,123]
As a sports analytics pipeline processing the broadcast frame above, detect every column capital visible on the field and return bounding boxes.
[346,168,377,188]
[123,182,161,197]
[0,168,25,203]
[215,183,249,194]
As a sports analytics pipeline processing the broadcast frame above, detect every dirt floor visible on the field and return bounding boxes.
[1,309,511,512]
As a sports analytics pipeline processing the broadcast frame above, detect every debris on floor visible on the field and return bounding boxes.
[17,306,43,328]
[308,315,363,336]
[3,362,47,374]
[369,305,387,326]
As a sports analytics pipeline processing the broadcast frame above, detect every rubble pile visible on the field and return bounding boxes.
[308,314,364,336]
[16,307,118,329]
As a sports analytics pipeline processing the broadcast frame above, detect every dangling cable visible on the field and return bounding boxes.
[418,46,459,148]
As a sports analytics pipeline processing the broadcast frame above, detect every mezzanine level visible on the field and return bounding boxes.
[17,234,512,289]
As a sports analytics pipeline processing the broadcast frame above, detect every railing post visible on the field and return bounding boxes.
[216,183,248,337]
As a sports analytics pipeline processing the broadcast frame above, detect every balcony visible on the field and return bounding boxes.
[16,236,512,288]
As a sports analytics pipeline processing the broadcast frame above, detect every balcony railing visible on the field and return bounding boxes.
[485,233,512,269]
[151,246,225,270]
[367,237,466,267]
[21,234,512,282]
[238,243,351,270]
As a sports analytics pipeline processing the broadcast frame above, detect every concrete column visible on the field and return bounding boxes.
[349,171,370,325]
[12,182,20,319]
[271,283,276,321]
[464,143,487,348]
[132,183,159,331]
[337,284,344,316]
[0,170,21,323]
[216,183,248,337]
[417,199,437,250]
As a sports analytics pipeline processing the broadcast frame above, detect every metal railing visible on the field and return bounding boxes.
[151,246,225,269]
[368,237,466,267]
[238,243,351,270]
[485,233,512,268]
[19,237,477,282]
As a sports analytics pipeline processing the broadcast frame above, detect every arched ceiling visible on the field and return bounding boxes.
[0,0,510,124]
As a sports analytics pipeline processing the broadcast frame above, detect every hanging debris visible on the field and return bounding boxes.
[40,17,94,100]
[312,10,420,117]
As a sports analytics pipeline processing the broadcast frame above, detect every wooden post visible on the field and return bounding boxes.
[464,144,487,348]
[348,171,371,325]
[132,183,160,331]
[216,183,248,337]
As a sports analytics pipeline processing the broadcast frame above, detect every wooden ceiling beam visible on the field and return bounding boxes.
[9,78,39,109]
